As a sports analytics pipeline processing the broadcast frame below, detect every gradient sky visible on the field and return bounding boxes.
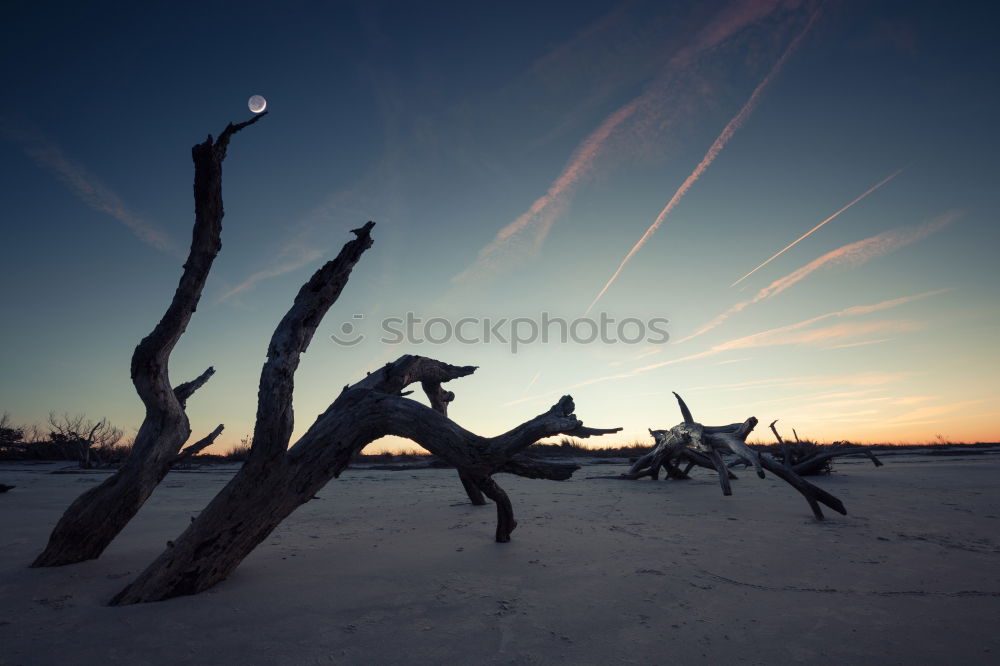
[2,0,998,452]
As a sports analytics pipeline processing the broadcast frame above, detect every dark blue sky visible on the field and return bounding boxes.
[2,0,998,447]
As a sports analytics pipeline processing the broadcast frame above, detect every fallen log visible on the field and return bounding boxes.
[768,421,883,475]
[172,425,225,464]
[621,393,847,520]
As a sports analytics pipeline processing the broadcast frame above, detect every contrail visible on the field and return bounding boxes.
[456,2,811,285]
[504,289,943,408]
[585,12,819,314]
[729,168,903,287]
[673,214,958,344]
[452,99,641,283]
[2,122,179,255]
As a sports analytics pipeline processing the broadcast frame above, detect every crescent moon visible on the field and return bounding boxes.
[248,95,267,113]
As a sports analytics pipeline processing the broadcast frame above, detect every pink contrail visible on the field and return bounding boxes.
[674,214,958,343]
[585,12,819,314]
[729,168,903,288]
[456,2,811,285]
[504,289,942,408]
[452,100,641,283]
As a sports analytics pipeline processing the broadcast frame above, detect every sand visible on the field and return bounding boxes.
[1,453,998,665]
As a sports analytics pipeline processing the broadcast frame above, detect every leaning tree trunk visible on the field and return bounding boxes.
[110,224,619,605]
[31,114,266,567]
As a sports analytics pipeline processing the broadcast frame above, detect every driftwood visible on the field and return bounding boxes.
[419,377,486,505]
[172,424,226,464]
[416,374,580,501]
[31,115,266,567]
[109,224,620,605]
[623,393,846,520]
[766,420,883,475]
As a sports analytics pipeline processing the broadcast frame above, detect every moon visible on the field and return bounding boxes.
[248,95,267,113]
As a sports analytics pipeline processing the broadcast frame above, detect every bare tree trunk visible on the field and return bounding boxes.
[109,225,620,605]
[31,114,266,567]
[420,379,486,505]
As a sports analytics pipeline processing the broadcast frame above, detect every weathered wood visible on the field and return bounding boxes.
[769,419,793,471]
[622,429,736,481]
[111,384,616,604]
[172,424,225,464]
[31,116,266,568]
[498,457,579,480]
[792,446,883,475]
[707,448,732,496]
[109,224,620,605]
[622,393,847,520]
[420,377,486,505]
[767,420,883,475]
[759,454,846,519]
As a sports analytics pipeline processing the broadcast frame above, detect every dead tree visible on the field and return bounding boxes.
[30,114,265,567]
[45,413,123,468]
[623,427,740,482]
[417,375,581,504]
[766,420,883,475]
[623,393,846,520]
[109,223,620,605]
[419,378,486,505]
[172,424,226,464]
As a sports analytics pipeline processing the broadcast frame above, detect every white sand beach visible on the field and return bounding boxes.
[1,453,998,665]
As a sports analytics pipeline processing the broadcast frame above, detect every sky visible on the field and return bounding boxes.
[1,0,998,452]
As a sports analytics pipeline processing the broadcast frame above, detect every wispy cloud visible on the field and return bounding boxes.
[523,371,542,394]
[881,399,989,424]
[891,396,935,406]
[219,244,327,302]
[688,381,899,395]
[2,123,178,254]
[585,10,820,313]
[675,214,959,343]
[217,170,382,301]
[730,168,903,287]
[710,320,919,352]
[823,337,894,350]
[504,289,939,408]
[456,2,815,285]
[753,213,957,301]
[452,100,642,283]
[714,357,753,365]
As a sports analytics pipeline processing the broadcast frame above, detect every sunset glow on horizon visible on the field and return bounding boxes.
[1,0,997,451]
